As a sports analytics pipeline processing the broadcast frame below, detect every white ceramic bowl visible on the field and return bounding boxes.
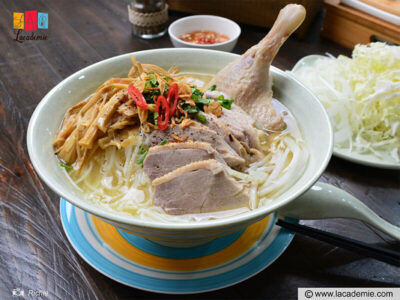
[27,48,332,247]
[168,15,241,52]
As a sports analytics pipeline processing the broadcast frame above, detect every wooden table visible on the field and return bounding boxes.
[0,1,399,299]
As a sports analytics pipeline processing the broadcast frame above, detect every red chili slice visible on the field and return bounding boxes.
[156,95,170,130]
[167,83,179,116]
[128,84,148,109]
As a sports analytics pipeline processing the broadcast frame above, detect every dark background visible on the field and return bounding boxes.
[0,0,399,299]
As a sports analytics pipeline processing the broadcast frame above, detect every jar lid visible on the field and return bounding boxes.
[128,4,169,27]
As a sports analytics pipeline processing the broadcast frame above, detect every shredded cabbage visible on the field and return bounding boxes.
[292,42,400,162]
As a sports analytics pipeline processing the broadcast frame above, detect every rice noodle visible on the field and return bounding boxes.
[258,136,308,203]
[69,125,307,222]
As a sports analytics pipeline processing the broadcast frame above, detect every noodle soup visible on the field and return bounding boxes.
[52,4,311,222]
[55,61,307,222]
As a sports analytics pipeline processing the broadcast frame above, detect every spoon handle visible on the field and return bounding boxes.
[279,182,400,241]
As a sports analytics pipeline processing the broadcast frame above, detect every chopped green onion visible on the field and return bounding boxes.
[136,150,148,167]
[193,98,213,112]
[218,99,234,109]
[160,139,168,145]
[153,112,159,126]
[189,87,234,111]
[60,163,72,172]
[137,144,149,167]
[183,104,200,114]
[110,86,115,90]
[186,106,200,114]
[190,87,204,101]
[197,114,207,123]
[138,144,149,155]
[196,98,213,105]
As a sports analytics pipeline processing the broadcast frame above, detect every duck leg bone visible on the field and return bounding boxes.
[207,4,306,132]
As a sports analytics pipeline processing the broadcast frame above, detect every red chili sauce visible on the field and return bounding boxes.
[179,30,230,45]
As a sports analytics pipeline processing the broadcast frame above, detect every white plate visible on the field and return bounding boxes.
[291,54,400,170]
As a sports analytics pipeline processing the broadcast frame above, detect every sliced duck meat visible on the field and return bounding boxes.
[200,112,247,157]
[218,104,263,151]
[148,122,245,167]
[206,4,306,132]
[152,160,250,215]
[143,142,221,180]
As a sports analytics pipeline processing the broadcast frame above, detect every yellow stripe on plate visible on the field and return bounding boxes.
[93,216,269,271]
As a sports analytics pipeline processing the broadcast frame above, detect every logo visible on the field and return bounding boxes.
[12,10,48,43]
[12,288,24,297]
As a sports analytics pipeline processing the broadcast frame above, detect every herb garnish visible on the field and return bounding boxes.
[136,144,149,167]
[197,114,207,123]
[197,98,213,105]
[190,86,234,110]
[153,112,159,126]
[60,163,72,171]
[218,98,234,109]
[160,139,168,145]
[143,74,160,103]
[208,84,217,91]
[216,94,234,109]
[149,75,158,86]
[190,87,203,101]
[145,74,158,88]
[182,103,200,114]
[143,90,160,103]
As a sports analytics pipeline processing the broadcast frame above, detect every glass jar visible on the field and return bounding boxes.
[128,0,168,39]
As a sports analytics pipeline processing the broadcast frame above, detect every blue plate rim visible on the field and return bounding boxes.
[60,198,296,294]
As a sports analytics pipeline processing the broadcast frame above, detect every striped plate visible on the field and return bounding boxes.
[60,199,296,294]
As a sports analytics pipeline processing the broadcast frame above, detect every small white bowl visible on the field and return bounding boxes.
[168,15,241,52]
